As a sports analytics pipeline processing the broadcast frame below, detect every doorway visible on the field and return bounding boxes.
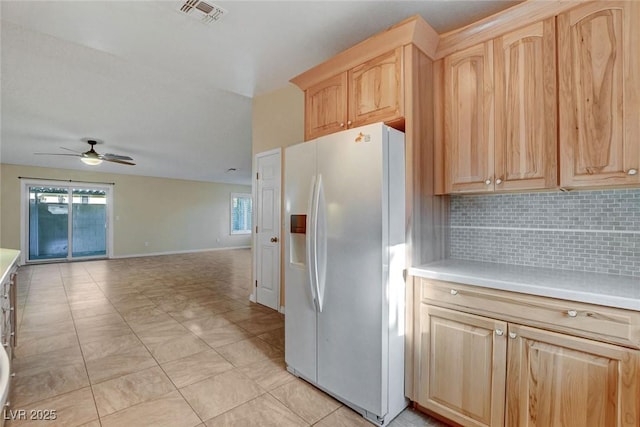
[21,179,113,263]
[253,148,281,311]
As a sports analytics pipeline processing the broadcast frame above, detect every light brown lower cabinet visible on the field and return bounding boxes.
[418,303,640,427]
[507,324,639,427]
[419,305,506,427]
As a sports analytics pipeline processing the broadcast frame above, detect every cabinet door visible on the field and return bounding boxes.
[444,41,495,193]
[558,2,640,187]
[494,19,557,191]
[418,305,507,427]
[305,73,347,140]
[507,324,640,427]
[348,48,403,128]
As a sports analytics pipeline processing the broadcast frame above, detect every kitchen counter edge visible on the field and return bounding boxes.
[409,259,640,312]
[0,250,20,285]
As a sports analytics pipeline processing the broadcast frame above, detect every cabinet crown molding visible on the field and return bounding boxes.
[435,0,591,59]
[290,15,438,90]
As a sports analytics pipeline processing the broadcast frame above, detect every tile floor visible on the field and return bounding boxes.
[8,249,448,426]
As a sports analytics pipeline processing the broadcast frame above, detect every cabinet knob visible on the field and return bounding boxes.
[347,120,352,126]
[339,123,345,128]
[628,168,638,176]
[508,332,517,339]
[495,178,503,185]
[450,289,458,296]
[270,237,279,243]
[485,179,492,185]
[495,329,504,336]
[567,310,578,318]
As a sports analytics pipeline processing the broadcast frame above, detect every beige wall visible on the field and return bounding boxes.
[252,84,304,156]
[252,84,304,306]
[0,163,251,257]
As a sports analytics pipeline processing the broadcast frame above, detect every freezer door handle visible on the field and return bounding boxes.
[306,175,319,311]
[313,174,324,313]
[311,175,322,313]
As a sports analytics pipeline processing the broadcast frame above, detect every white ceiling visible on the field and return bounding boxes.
[0,0,520,185]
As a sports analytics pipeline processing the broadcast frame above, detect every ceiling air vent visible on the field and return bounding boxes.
[178,0,226,24]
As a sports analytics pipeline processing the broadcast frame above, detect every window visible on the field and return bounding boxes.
[230,193,252,234]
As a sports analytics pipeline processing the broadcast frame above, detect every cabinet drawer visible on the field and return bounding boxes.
[420,278,640,349]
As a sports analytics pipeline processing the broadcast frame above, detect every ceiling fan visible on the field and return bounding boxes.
[35,139,135,166]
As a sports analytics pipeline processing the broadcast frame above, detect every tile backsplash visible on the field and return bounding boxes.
[449,189,640,277]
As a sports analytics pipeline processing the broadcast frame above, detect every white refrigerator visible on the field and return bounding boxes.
[284,122,407,425]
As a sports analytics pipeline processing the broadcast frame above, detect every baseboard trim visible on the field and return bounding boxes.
[112,246,251,259]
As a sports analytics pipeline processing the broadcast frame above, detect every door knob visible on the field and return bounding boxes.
[270,237,279,243]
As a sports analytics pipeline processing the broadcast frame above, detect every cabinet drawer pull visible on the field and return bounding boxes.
[627,168,638,176]
[508,332,517,339]
[450,289,458,296]
[567,310,578,318]
[495,329,504,336]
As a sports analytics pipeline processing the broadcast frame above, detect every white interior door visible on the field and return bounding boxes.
[254,149,281,310]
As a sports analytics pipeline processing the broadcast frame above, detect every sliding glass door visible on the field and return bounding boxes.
[28,186,69,260]
[25,181,111,262]
[71,188,107,258]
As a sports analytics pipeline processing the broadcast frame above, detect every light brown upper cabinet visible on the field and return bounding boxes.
[442,19,557,194]
[494,18,557,191]
[303,48,404,141]
[305,73,348,141]
[348,48,404,130]
[558,1,640,187]
[443,41,495,193]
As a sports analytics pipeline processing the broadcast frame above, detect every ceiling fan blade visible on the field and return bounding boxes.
[103,158,136,166]
[60,147,83,154]
[34,153,82,157]
[102,153,134,161]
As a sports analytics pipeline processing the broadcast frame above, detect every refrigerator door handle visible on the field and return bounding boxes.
[313,174,324,312]
[306,175,319,311]
[313,174,327,313]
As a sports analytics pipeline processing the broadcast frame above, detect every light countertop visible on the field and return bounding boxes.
[410,259,640,311]
[0,249,20,285]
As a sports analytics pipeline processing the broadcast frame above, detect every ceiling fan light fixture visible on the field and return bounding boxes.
[81,157,103,166]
